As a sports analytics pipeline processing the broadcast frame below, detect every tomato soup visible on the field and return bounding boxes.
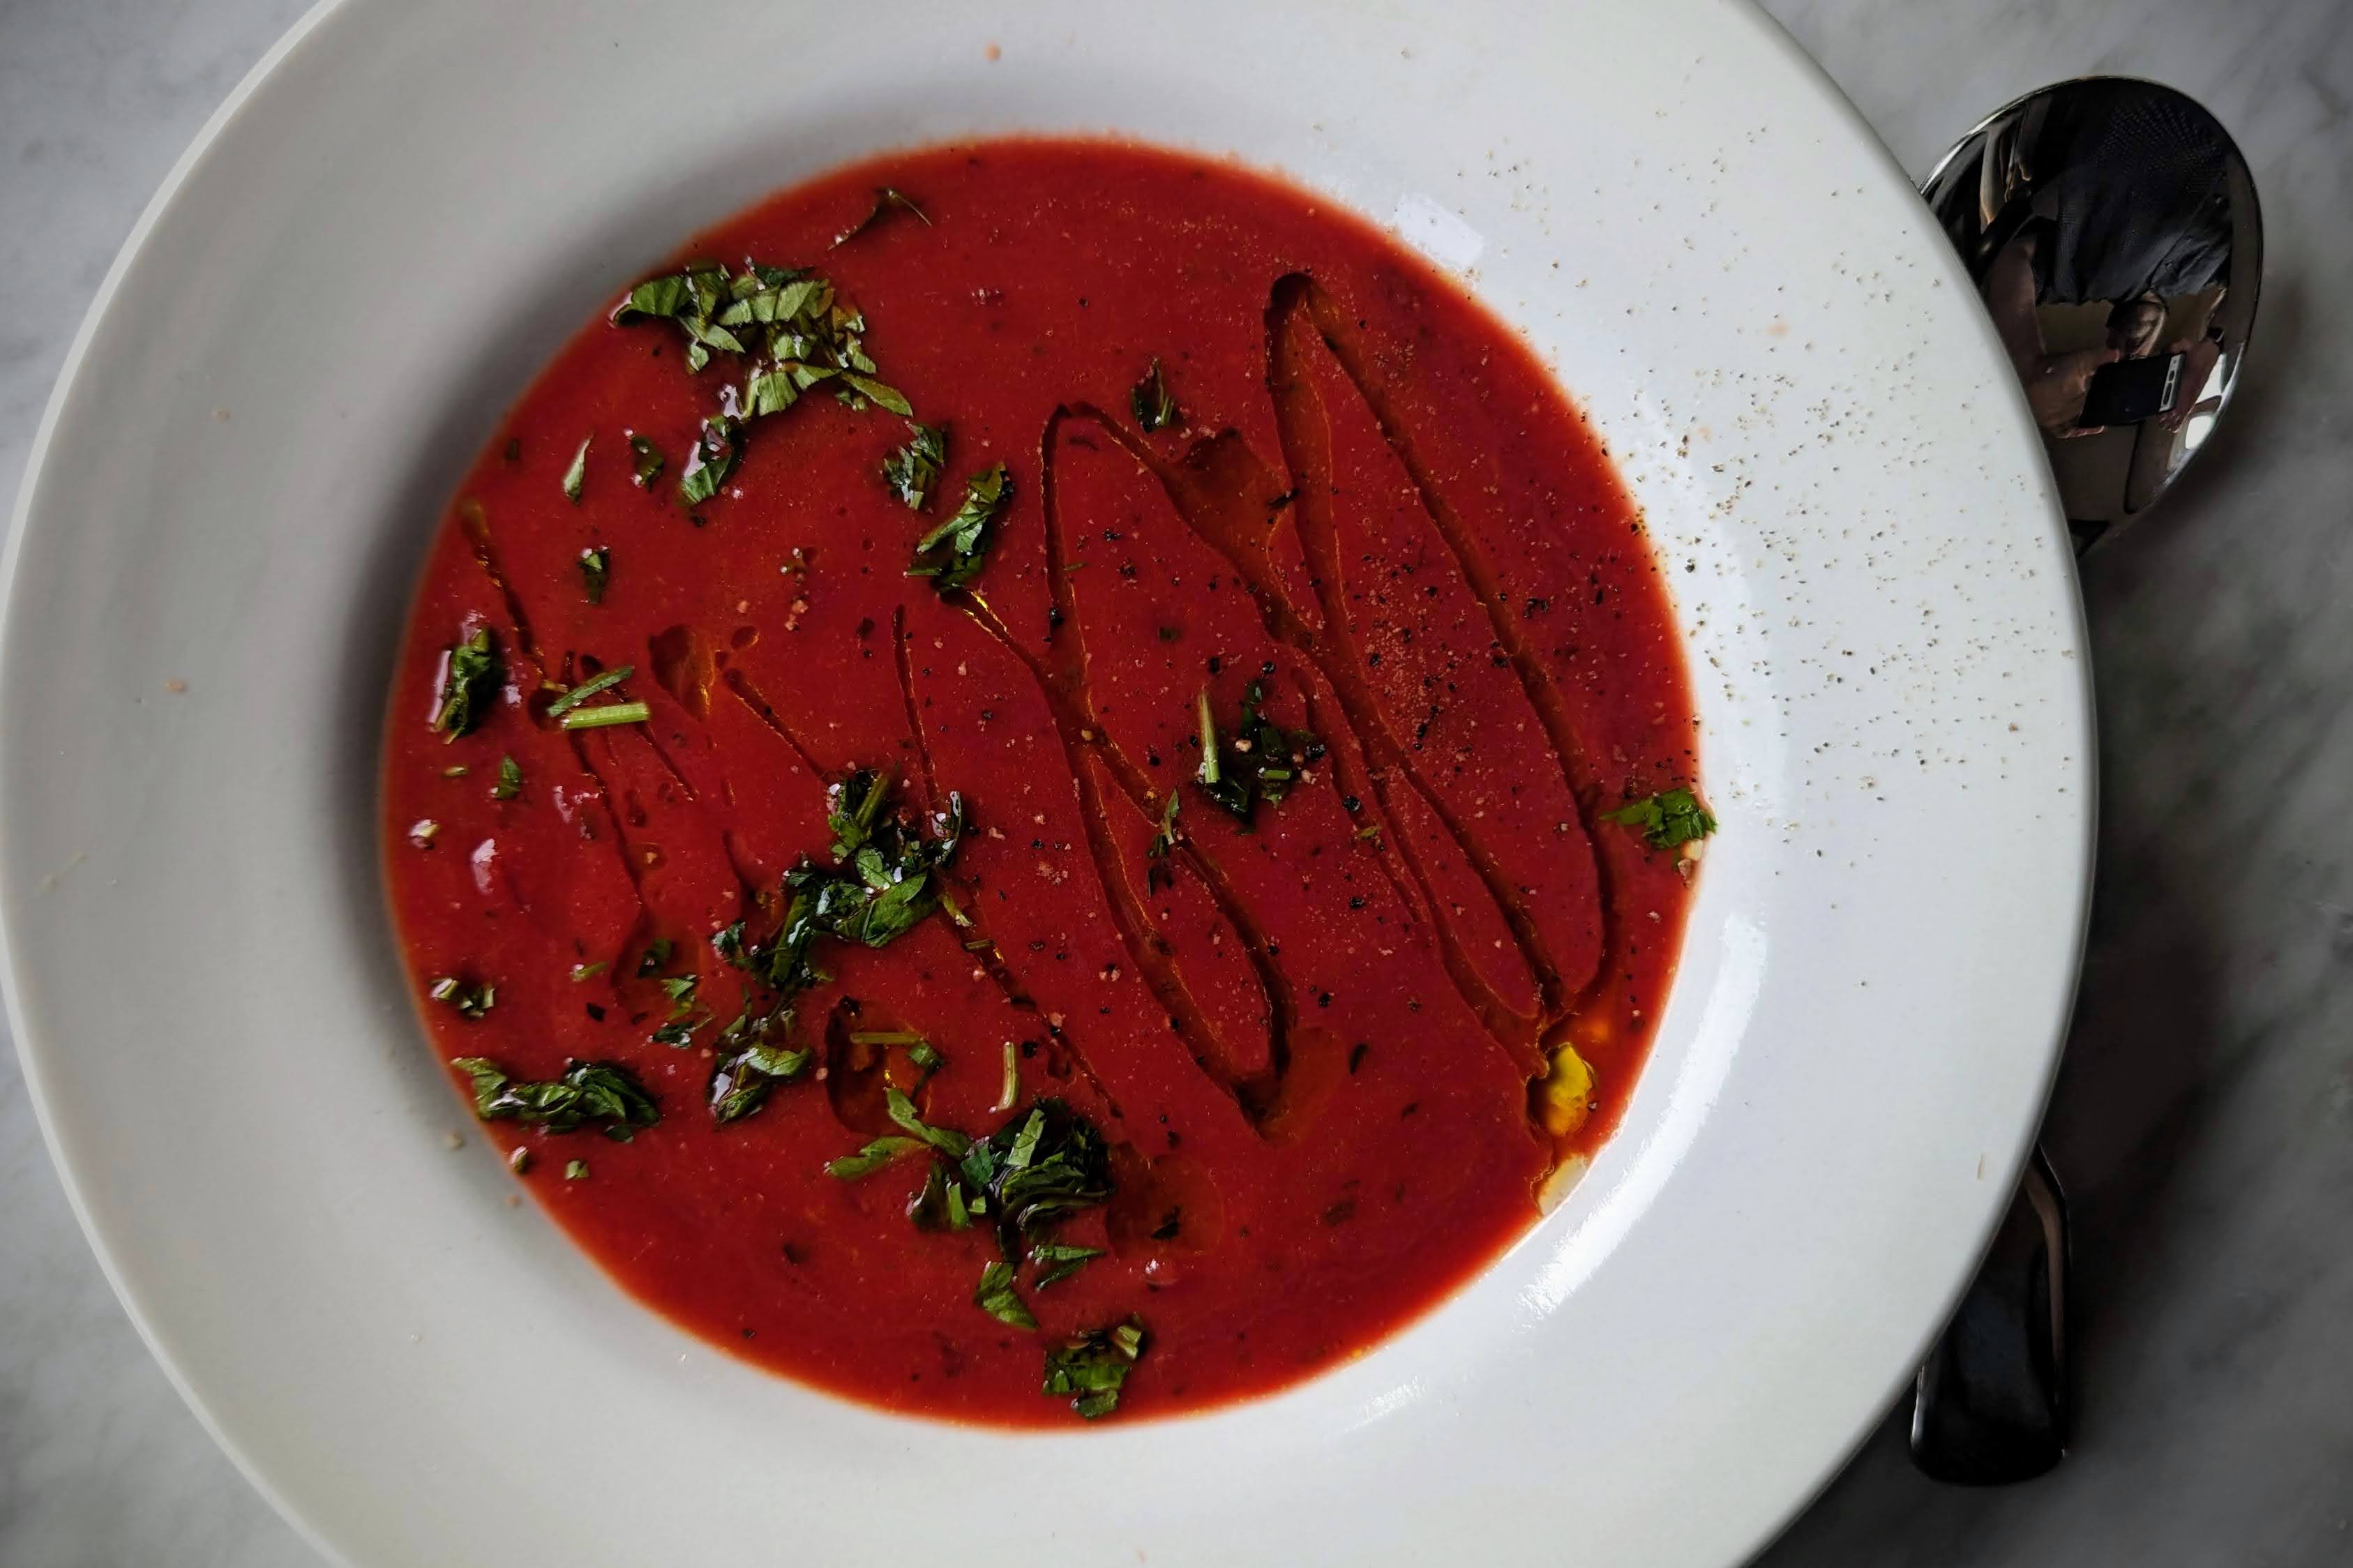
[382,139,1706,1424]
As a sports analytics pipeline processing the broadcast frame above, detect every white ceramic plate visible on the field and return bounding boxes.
[2,1,2091,1563]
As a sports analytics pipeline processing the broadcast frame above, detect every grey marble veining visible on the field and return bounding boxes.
[1,1,2348,1564]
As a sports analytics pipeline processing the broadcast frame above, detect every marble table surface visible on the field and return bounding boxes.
[3,1,2349,1562]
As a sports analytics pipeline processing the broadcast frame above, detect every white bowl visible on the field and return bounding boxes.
[1,1,2090,1563]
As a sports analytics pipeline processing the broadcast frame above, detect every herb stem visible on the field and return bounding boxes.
[545,665,634,717]
[560,700,652,730]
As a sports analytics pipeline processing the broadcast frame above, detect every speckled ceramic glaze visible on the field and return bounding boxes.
[0,1,2087,1565]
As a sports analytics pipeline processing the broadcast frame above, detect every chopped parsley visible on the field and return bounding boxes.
[578,546,610,605]
[1602,786,1716,850]
[427,976,495,1019]
[881,421,948,511]
[491,754,523,801]
[1194,681,1323,824]
[453,1057,659,1140]
[832,186,933,248]
[431,627,498,739]
[627,433,666,487]
[1131,357,1180,432]
[1043,1318,1147,1419]
[562,435,590,502]
[908,463,1009,593]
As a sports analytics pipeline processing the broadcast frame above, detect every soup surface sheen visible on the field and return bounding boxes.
[384,138,1703,1424]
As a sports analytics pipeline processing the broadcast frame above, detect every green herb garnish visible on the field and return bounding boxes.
[1029,1241,1104,1289]
[826,1135,924,1180]
[833,186,933,248]
[612,261,910,506]
[1602,787,1716,850]
[974,1260,1039,1330]
[427,976,495,1019]
[545,665,633,718]
[492,754,523,801]
[578,546,610,605]
[679,415,739,506]
[995,1039,1020,1113]
[1042,1318,1147,1419]
[1145,790,1180,890]
[559,700,649,731]
[1131,357,1180,432]
[564,1159,589,1180]
[636,939,673,977]
[627,434,666,487]
[431,627,498,739]
[908,463,1010,593]
[881,421,948,511]
[453,1057,659,1140]
[562,435,590,502]
[707,1004,812,1122]
[1194,681,1321,824]
[825,766,896,859]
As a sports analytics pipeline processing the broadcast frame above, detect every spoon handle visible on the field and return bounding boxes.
[1909,1146,2069,1484]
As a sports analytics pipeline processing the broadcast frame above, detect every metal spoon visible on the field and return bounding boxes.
[1908,77,2262,1484]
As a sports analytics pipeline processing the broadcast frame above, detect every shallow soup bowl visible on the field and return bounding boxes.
[0,1,2090,1563]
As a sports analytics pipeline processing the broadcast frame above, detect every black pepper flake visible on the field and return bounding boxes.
[1347,1041,1369,1073]
[585,1002,606,1022]
[1348,895,1367,910]
[1399,1101,1419,1118]
[1207,655,1221,675]
[1342,795,1362,813]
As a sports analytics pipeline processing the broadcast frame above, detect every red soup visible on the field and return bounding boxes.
[383,138,1706,1425]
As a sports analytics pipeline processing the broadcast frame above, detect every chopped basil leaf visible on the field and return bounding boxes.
[833,186,933,248]
[837,372,912,416]
[974,1260,1038,1330]
[689,767,965,1125]
[578,546,610,605]
[564,1159,589,1180]
[431,627,499,739]
[826,766,896,859]
[1029,1241,1104,1290]
[886,1085,972,1159]
[909,463,1010,593]
[492,754,523,801]
[708,1001,812,1122]
[1602,787,1716,850]
[1193,681,1323,825]
[627,433,666,487]
[827,1135,923,1179]
[649,1017,699,1048]
[1131,357,1180,432]
[545,664,633,718]
[659,973,700,1015]
[427,975,495,1019]
[559,700,650,730]
[453,1057,659,1138]
[562,435,591,502]
[637,939,674,977]
[1042,1317,1147,1419]
[881,421,948,511]
[679,415,741,505]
